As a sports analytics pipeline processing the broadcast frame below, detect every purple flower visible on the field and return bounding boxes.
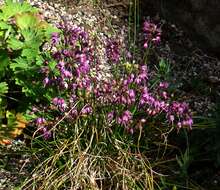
[52,97,67,111]
[128,89,135,99]
[77,76,91,89]
[182,118,193,128]
[143,20,161,47]
[80,62,90,74]
[57,61,65,70]
[70,108,78,118]
[125,89,136,105]
[43,77,50,86]
[39,127,52,140]
[107,111,114,122]
[162,91,168,99]
[152,36,161,44]
[144,42,148,49]
[43,128,52,140]
[56,98,64,104]
[128,128,134,134]
[62,49,70,56]
[187,118,193,128]
[81,105,93,115]
[169,115,175,125]
[140,65,148,72]
[159,82,169,89]
[30,106,38,115]
[135,65,148,84]
[117,110,132,126]
[36,117,46,126]
[60,81,69,89]
[60,69,72,79]
[126,51,132,59]
[79,54,87,64]
[168,102,193,128]
[51,32,60,45]
[177,122,182,128]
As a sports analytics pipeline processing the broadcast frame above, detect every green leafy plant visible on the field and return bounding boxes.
[0,0,59,141]
[176,147,190,178]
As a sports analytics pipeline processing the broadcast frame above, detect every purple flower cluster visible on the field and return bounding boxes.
[117,110,132,126]
[40,127,52,140]
[168,102,193,129]
[36,117,46,126]
[143,20,161,48]
[92,64,192,130]
[34,21,193,139]
[106,39,120,63]
[52,97,67,111]
[117,110,134,134]
[41,24,94,93]
[140,86,193,128]
[35,117,51,140]
[107,111,114,122]
[140,87,167,115]
[81,105,93,116]
[56,61,73,79]
[134,65,148,85]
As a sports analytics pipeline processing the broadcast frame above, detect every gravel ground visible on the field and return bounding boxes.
[0,141,32,190]
[157,21,220,116]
